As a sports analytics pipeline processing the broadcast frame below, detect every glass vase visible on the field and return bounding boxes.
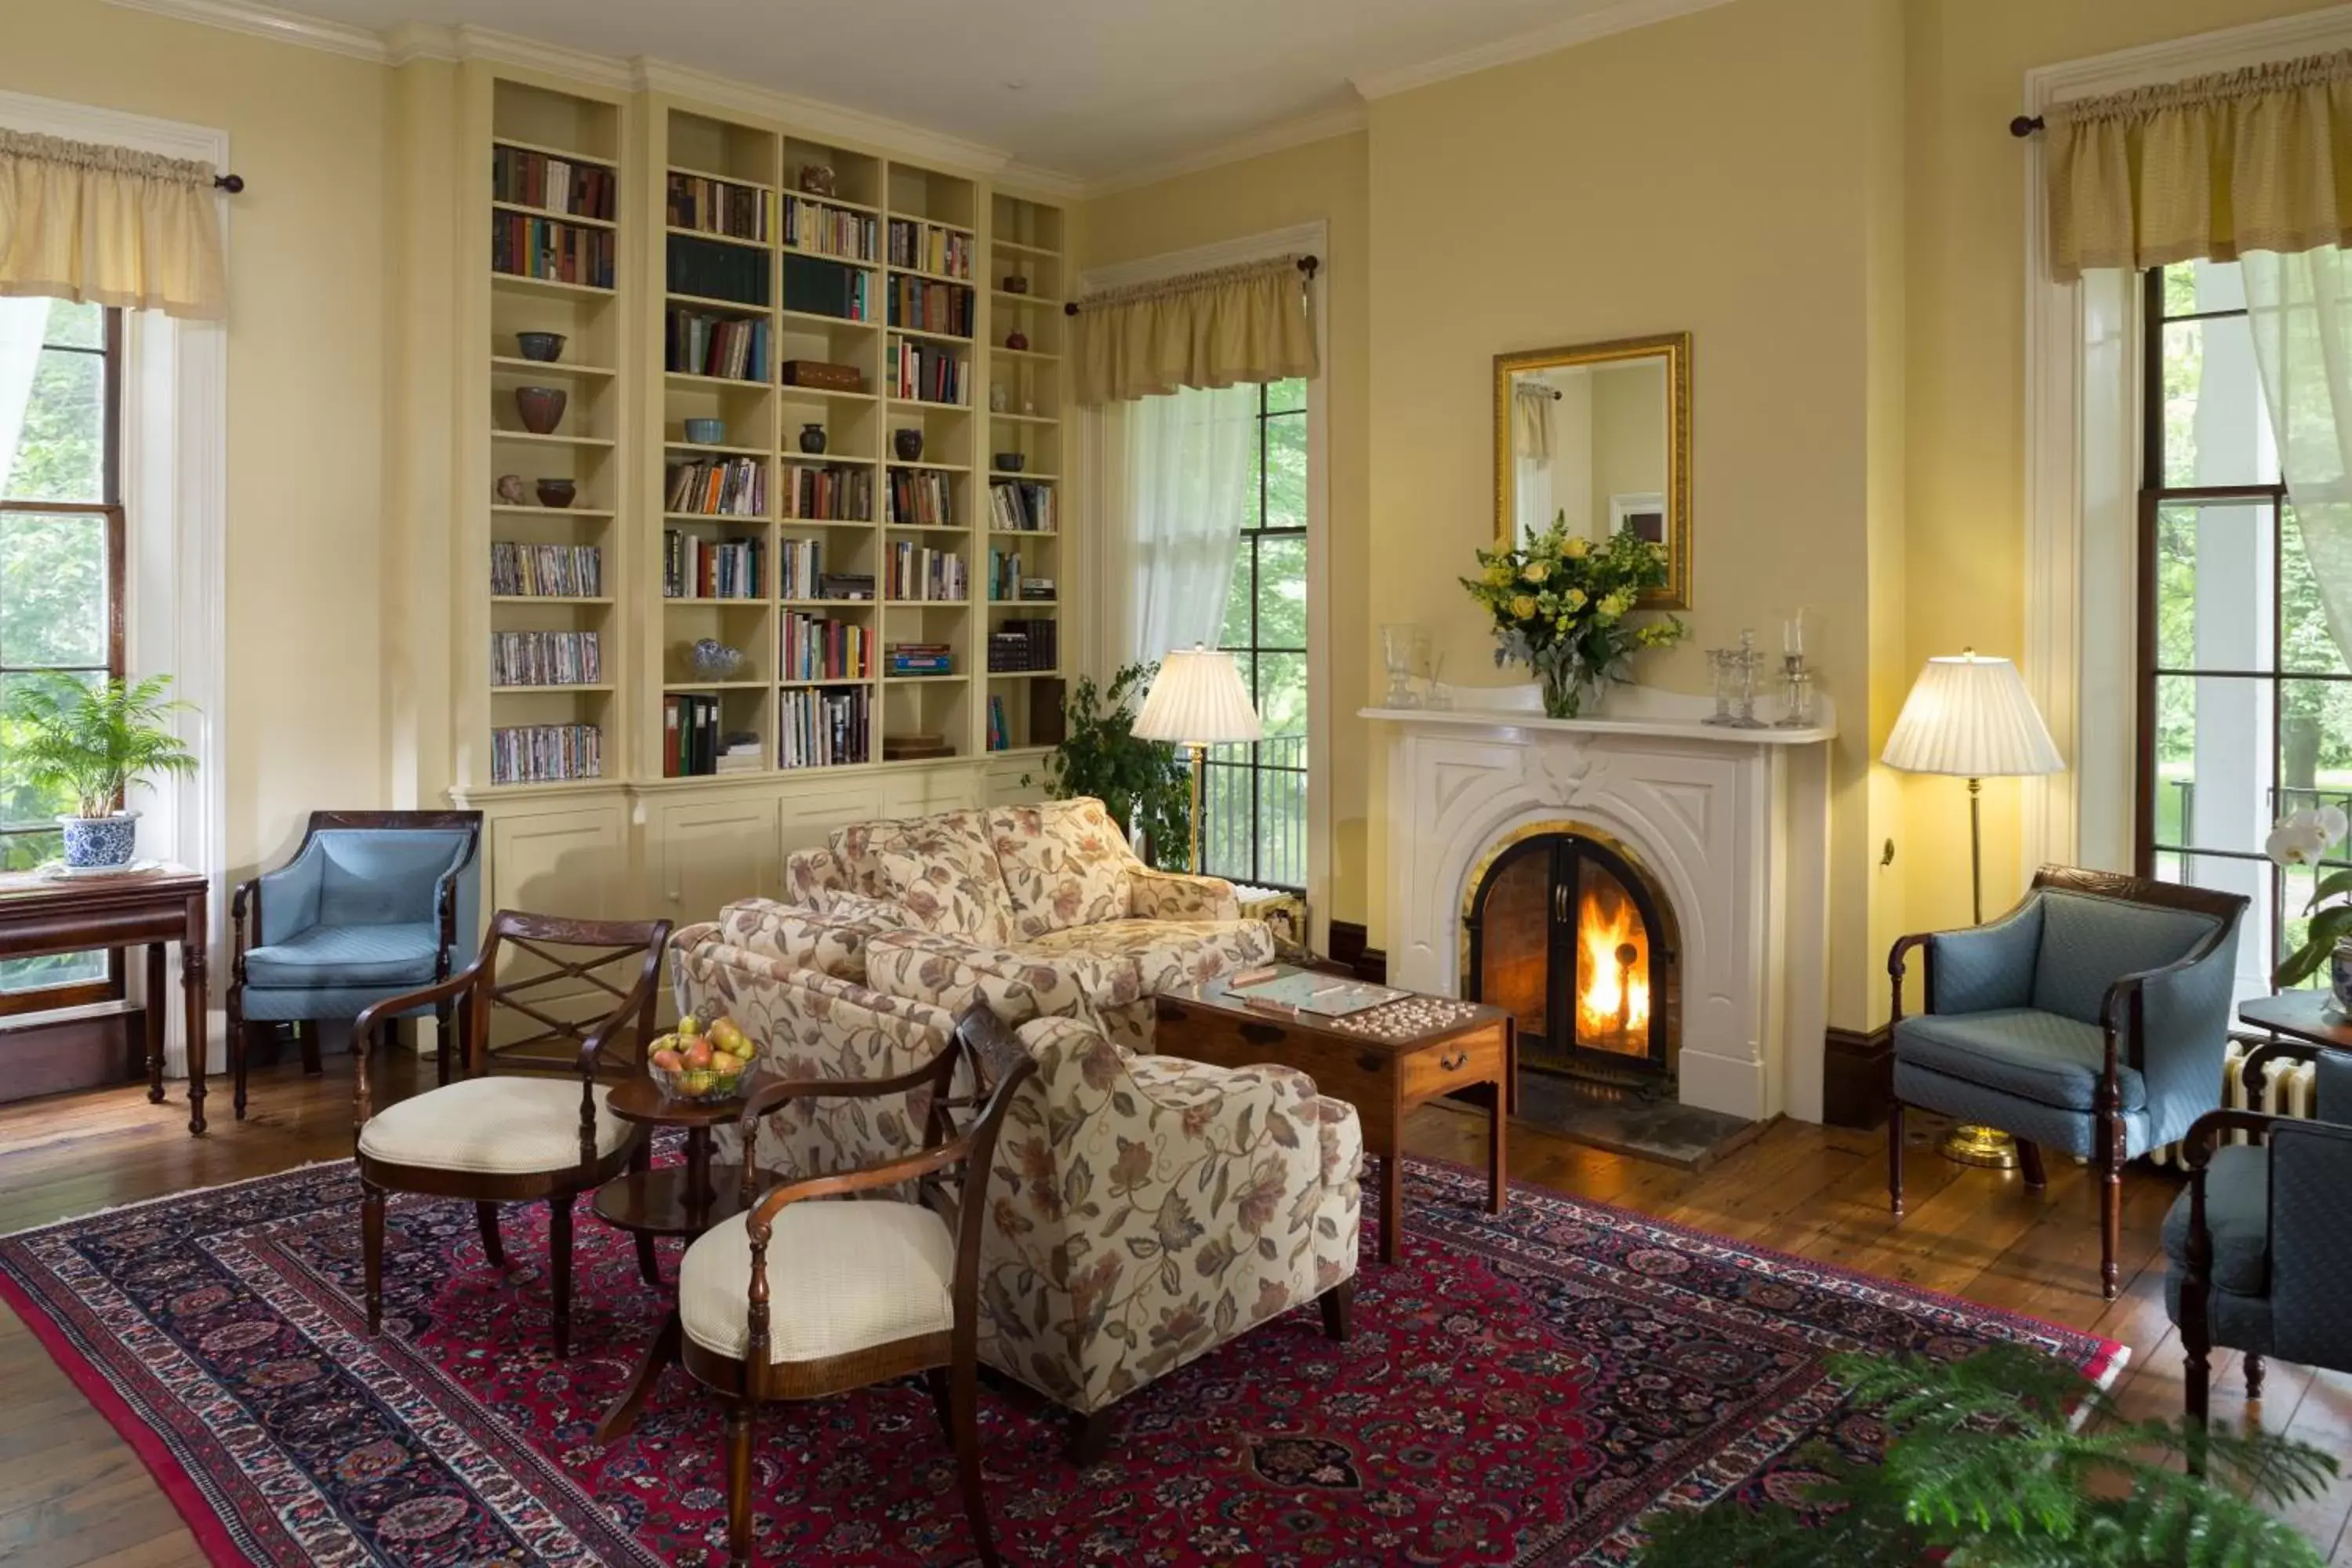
[1538,663,1597,720]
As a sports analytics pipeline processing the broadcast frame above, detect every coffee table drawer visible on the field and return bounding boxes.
[1154,999,1393,1107]
[1399,1023,1507,1105]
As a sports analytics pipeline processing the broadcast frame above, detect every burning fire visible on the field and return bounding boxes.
[1577,884,1650,1040]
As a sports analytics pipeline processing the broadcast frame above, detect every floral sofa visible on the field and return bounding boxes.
[670,922,1362,1446]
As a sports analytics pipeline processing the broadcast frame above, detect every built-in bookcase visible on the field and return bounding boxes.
[484,79,626,787]
[983,193,1066,753]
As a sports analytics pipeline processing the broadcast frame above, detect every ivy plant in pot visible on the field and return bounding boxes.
[5,675,198,869]
[1025,661,1192,870]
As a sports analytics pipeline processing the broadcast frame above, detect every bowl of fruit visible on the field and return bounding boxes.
[646,1014,754,1102]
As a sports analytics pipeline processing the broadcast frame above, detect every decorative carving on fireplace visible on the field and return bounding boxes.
[1460,820,1680,1084]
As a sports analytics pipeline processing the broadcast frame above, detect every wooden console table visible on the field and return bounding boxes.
[0,864,210,1134]
[1155,980,1515,1263]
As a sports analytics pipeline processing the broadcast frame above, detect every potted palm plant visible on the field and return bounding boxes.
[5,675,198,869]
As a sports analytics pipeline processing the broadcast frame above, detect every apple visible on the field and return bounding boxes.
[650,1047,684,1072]
[683,1037,714,1070]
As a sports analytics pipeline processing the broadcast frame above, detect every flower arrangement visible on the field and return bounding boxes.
[1461,516,1686,718]
[2266,802,2352,1000]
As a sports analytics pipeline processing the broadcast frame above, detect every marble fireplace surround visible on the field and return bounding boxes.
[1366,685,1836,1123]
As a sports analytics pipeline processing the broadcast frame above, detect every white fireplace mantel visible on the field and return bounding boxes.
[1367,684,1835,1123]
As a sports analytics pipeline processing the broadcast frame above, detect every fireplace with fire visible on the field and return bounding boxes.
[1461,827,1679,1086]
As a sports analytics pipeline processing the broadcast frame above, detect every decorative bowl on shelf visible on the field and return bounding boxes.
[514,332,567,363]
[684,417,726,445]
[514,386,568,435]
[645,1015,753,1103]
[1004,329,1029,352]
[535,478,577,508]
[689,639,746,680]
[993,452,1025,473]
[1000,275,1030,295]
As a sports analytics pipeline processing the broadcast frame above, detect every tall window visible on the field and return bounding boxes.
[2139,261,2335,993]
[1202,377,1308,891]
[0,300,125,1011]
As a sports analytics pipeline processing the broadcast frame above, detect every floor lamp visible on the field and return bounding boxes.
[1882,649,2066,1169]
[1132,646,1264,873]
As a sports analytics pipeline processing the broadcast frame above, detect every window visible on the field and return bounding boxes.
[2138,261,2335,991]
[1201,376,1308,891]
[0,299,125,1011]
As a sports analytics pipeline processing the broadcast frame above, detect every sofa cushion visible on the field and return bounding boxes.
[716,898,897,980]
[1014,918,1274,993]
[358,1076,629,1174]
[244,922,441,989]
[831,811,1016,945]
[2030,891,2220,1026]
[985,799,1137,936]
[2160,1142,2269,1297]
[1892,1007,2147,1114]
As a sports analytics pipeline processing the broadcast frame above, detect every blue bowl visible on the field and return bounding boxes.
[684,418,726,445]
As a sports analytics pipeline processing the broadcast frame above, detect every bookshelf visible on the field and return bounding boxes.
[982,192,1066,755]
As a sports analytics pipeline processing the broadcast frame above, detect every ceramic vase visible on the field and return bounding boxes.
[893,428,924,461]
[60,811,139,869]
[535,478,576,509]
[800,423,827,453]
[2332,938,2352,1013]
[514,386,568,435]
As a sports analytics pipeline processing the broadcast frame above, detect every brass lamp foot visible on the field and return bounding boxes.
[1939,1123,2020,1170]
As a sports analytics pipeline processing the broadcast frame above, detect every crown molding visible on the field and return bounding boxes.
[2024,0,2352,107]
[1081,101,1367,200]
[1350,0,1737,100]
[103,0,389,63]
[630,56,1018,176]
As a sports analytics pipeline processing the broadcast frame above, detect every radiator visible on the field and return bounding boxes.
[2150,1036,2320,1170]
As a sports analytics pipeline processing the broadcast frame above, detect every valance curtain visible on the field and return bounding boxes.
[1074,254,1317,407]
[0,130,226,321]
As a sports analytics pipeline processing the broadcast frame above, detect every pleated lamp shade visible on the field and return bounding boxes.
[1133,648,1264,746]
[1882,652,2064,778]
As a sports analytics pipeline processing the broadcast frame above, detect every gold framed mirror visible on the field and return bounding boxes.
[1494,332,1691,609]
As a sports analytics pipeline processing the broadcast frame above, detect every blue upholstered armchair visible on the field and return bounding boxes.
[1886,867,2247,1299]
[2166,1039,2352,1432]
[227,811,483,1119]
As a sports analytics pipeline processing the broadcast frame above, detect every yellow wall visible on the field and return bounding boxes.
[1080,133,1374,927]
[0,1,390,880]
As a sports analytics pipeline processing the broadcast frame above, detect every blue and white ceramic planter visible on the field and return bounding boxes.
[60,811,139,869]
[2331,938,2352,1014]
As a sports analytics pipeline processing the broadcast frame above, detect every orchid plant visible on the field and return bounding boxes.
[2266,801,2352,988]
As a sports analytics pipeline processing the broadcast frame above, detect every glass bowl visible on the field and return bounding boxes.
[648,1061,747,1102]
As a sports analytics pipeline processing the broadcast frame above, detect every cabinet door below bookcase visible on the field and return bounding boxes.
[485,798,634,1054]
[656,796,780,921]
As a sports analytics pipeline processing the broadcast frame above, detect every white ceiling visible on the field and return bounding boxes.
[207,0,1698,183]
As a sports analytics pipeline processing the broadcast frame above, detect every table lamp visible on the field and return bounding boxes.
[1882,648,2065,1170]
[1132,646,1263,874]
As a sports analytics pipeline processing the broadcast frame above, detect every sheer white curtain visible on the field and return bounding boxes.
[2245,247,2352,665]
[1116,382,1258,663]
[0,296,45,481]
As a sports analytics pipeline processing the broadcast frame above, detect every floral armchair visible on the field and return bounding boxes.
[670,924,1362,1461]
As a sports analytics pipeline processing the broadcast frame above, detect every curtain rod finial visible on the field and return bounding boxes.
[2010,114,2044,138]
[213,172,244,193]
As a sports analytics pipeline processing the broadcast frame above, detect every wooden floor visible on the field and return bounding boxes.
[2,1059,2347,1566]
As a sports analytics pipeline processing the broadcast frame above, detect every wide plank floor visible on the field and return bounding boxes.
[2,1059,2343,1566]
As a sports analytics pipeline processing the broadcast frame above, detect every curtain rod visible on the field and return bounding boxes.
[1062,253,1319,315]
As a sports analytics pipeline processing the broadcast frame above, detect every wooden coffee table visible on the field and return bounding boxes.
[1154,980,1515,1263]
[593,1074,751,1442]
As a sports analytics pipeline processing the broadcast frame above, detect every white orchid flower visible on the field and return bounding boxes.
[2267,808,2335,867]
[2318,804,2350,846]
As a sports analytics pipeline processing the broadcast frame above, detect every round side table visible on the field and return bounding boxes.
[593,1074,757,1443]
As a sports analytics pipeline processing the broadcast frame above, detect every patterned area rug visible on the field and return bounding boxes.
[0,1152,2123,1566]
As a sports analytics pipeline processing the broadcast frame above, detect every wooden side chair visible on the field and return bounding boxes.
[678,1003,1037,1568]
[352,910,671,1357]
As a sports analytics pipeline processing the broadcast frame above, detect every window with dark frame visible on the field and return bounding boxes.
[1202,377,1308,892]
[0,300,126,1014]
[2137,261,2339,992]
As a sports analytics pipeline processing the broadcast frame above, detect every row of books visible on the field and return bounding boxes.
[492,630,602,687]
[666,310,769,382]
[889,338,966,405]
[887,219,972,280]
[493,214,614,289]
[492,146,615,222]
[887,469,956,527]
[782,612,873,681]
[985,550,1054,603]
[887,641,953,675]
[989,619,1058,673]
[662,695,760,777]
[491,542,601,598]
[786,196,878,262]
[887,277,973,339]
[667,456,767,517]
[777,539,829,601]
[988,480,1057,533]
[782,464,871,521]
[884,544,967,601]
[783,256,873,323]
[781,687,870,770]
[492,723,602,785]
[666,173,767,242]
[663,532,763,600]
[668,234,768,307]
[985,694,1014,753]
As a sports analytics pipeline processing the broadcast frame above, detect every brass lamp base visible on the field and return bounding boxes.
[1940,1123,2020,1169]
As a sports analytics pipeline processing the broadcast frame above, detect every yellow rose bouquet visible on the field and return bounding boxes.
[1460,515,1686,718]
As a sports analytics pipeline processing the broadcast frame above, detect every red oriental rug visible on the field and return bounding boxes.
[0,1152,2123,1566]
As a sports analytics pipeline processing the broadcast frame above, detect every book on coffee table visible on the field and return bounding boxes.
[1222,964,1408,1018]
